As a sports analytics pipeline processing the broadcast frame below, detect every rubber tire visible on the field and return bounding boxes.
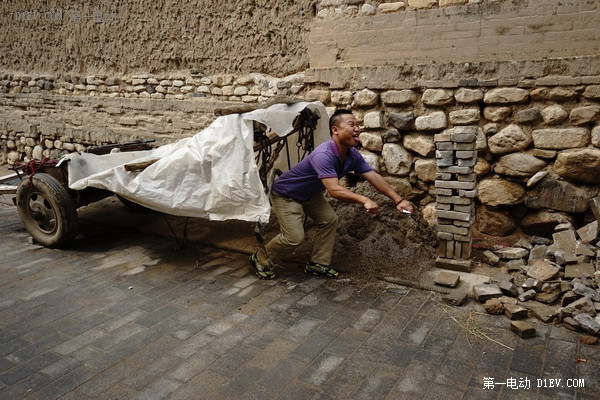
[16,173,79,248]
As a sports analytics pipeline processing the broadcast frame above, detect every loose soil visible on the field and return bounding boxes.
[266,182,439,286]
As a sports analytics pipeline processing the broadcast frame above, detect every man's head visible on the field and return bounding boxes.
[329,109,361,148]
[329,109,354,136]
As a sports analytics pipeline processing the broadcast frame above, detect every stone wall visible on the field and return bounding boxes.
[2,0,600,240]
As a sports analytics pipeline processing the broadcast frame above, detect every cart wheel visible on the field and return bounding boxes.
[16,173,78,248]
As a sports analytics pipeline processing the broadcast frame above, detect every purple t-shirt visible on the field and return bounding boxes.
[272,139,373,202]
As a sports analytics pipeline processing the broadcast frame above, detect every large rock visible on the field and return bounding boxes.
[422,89,454,106]
[359,132,383,152]
[382,90,418,105]
[525,176,596,213]
[488,124,531,154]
[520,210,573,237]
[414,158,436,182]
[527,259,560,282]
[530,87,578,101]
[387,112,414,131]
[570,105,600,126]
[484,88,529,104]
[540,104,568,125]
[476,206,518,236]
[531,128,590,150]
[554,148,600,184]
[354,89,379,106]
[403,134,435,157]
[382,143,412,176]
[493,153,547,177]
[592,126,600,148]
[478,178,525,206]
[415,111,447,131]
[449,109,480,125]
[455,88,483,104]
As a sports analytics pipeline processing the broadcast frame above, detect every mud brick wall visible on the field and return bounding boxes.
[0,0,318,76]
[434,127,477,272]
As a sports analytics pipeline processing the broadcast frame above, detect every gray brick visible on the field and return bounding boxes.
[298,354,344,387]
[0,351,60,385]
[289,332,335,363]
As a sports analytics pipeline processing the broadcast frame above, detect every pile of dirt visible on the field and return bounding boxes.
[266,182,439,286]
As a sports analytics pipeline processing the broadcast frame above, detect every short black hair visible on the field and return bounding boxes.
[329,109,354,136]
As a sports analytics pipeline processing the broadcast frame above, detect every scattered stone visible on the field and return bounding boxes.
[574,314,600,335]
[528,245,548,264]
[499,281,519,297]
[442,291,469,306]
[473,284,503,302]
[494,247,529,260]
[519,289,537,302]
[563,317,580,331]
[484,298,504,315]
[535,289,561,304]
[527,259,560,282]
[511,321,536,338]
[434,271,461,288]
[507,259,525,272]
[522,277,543,291]
[515,238,533,251]
[564,263,596,280]
[532,236,553,245]
[573,282,600,302]
[482,250,500,266]
[528,303,558,323]
[577,221,598,244]
[504,303,528,320]
[580,335,599,345]
[560,296,596,319]
[561,281,574,293]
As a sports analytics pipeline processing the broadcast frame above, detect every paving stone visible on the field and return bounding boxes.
[498,281,519,297]
[494,247,529,260]
[572,282,600,302]
[564,263,596,279]
[1,202,600,399]
[574,314,600,335]
[504,304,529,320]
[434,271,460,288]
[527,259,560,282]
[510,321,536,338]
[472,284,502,302]
[441,290,469,306]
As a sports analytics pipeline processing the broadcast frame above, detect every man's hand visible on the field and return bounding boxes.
[396,199,413,214]
[363,199,379,214]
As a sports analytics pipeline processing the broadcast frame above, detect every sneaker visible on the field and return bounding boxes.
[304,261,338,278]
[249,251,275,280]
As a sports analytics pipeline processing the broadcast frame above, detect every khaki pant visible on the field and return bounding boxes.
[257,192,339,266]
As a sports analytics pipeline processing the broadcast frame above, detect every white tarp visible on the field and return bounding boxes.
[67,102,329,223]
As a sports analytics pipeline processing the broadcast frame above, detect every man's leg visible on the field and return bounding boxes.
[256,193,306,265]
[302,194,339,266]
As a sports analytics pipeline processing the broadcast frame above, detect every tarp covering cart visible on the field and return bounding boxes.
[11,101,329,248]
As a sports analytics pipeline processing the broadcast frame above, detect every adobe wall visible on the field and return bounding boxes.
[2,0,600,239]
[1,0,317,76]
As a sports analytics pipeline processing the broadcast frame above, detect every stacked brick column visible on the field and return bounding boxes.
[434,126,478,272]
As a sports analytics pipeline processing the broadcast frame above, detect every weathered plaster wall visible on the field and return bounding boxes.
[309,0,600,69]
[1,0,317,76]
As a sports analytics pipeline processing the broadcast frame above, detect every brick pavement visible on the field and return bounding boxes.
[0,200,598,400]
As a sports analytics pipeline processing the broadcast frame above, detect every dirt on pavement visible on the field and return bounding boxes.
[266,182,439,286]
